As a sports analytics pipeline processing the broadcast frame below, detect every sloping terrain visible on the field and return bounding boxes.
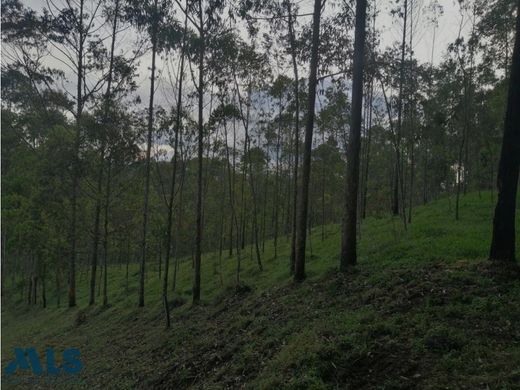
[2,192,520,389]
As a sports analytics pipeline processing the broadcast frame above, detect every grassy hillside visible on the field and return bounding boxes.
[2,192,520,389]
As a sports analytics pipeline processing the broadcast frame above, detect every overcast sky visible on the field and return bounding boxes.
[16,0,472,157]
[20,0,471,102]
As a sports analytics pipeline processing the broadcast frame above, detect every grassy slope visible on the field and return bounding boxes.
[2,192,520,389]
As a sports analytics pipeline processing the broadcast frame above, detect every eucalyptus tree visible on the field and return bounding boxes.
[94,101,140,304]
[406,0,417,223]
[284,0,301,272]
[232,42,270,273]
[340,0,368,269]
[449,0,480,220]
[89,0,122,306]
[42,0,108,307]
[205,35,242,264]
[294,0,322,282]
[489,0,519,262]
[208,101,243,283]
[267,75,292,259]
[174,0,226,303]
[125,0,179,307]
[360,2,378,220]
[392,0,409,221]
[162,10,188,328]
[420,0,443,206]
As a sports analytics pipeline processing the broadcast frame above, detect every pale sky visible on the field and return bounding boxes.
[13,0,473,158]
[19,0,470,102]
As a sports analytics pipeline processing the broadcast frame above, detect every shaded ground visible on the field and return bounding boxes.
[144,259,520,389]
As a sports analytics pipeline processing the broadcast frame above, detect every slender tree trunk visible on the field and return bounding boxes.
[98,262,103,297]
[239,142,247,251]
[139,0,159,307]
[408,137,415,223]
[362,82,373,219]
[456,129,465,221]
[261,166,268,253]
[285,147,293,238]
[102,160,111,306]
[392,0,408,221]
[235,80,263,270]
[162,12,186,328]
[217,215,224,285]
[193,2,205,304]
[229,117,237,257]
[173,160,186,292]
[490,1,520,262]
[273,97,282,259]
[321,159,325,240]
[223,122,242,285]
[294,0,322,281]
[392,160,399,215]
[69,0,86,308]
[158,243,162,278]
[88,0,119,306]
[1,233,5,298]
[89,149,104,306]
[407,1,415,223]
[423,149,428,204]
[287,0,300,273]
[229,216,234,257]
[340,0,367,269]
[456,74,470,221]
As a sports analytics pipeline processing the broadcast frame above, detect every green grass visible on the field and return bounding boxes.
[2,191,520,389]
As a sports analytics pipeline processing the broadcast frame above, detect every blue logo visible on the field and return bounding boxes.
[3,348,82,380]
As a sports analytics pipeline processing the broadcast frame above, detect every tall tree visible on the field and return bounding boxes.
[193,0,205,304]
[124,0,168,307]
[340,0,368,269]
[489,0,520,262]
[286,0,301,274]
[89,0,120,306]
[162,9,187,329]
[43,0,105,307]
[294,0,322,282]
[393,0,408,222]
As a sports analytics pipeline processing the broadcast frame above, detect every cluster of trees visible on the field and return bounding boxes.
[1,0,518,326]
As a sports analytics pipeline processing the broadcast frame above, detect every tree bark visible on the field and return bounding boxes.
[287,0,300,274]
[193,0,205,304]
[393,0,408,221]
[294,0,322,281]
[69,0,86,308]
[490,1,520,262]
[223,121,242,285]
[340,0,367,269]
[162,10,186,328]
[89,148,104,306]
[139,0,159,307]
[102,160,112,306]
[362,75,373,219]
